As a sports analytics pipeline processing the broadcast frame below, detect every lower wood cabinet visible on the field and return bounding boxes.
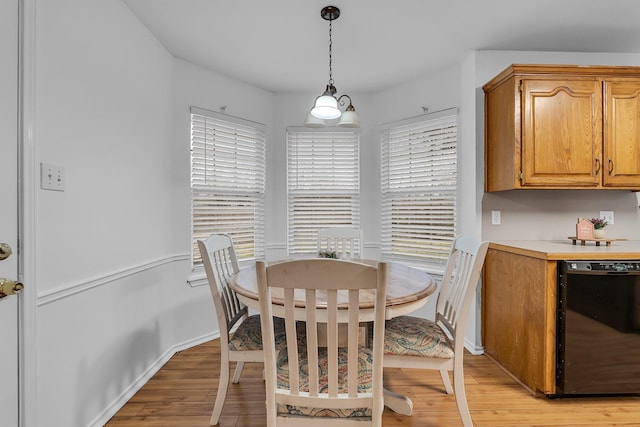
[482,241,640,396]
[482,247,558,395]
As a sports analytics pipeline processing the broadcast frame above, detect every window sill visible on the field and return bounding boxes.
[187,270,208,287]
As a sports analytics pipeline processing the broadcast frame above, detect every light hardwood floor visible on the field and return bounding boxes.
[105,339,640,427]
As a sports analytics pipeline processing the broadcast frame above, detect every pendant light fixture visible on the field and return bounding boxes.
[305,6,360,128]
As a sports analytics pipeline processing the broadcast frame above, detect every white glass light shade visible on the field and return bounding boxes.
[311,95,341,119]
[338,109,360,127]
[304,112,327,128]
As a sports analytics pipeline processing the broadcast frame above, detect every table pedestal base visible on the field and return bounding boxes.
[383,388,413,415]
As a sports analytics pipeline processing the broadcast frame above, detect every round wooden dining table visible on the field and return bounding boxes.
[229,258,438,416]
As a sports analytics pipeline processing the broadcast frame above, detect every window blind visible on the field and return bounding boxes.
[380,109,457,267]
[287,129,360,255]
[190,107,265,267]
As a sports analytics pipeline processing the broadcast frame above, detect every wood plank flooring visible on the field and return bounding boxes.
[105,339,640,427]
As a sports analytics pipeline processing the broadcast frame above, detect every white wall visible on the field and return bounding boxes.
[33,1,215,425]
[31,1,283,424]
[36,0,174,288]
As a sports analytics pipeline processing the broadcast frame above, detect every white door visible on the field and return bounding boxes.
[1,0,21,425]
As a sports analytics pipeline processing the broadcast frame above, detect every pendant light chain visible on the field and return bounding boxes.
[328,17,334,86]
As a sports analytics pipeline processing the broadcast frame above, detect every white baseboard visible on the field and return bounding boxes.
[464,337,484,355]
[88,331,219,427]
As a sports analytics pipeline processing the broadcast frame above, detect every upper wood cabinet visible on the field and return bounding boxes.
[483,64,640,191]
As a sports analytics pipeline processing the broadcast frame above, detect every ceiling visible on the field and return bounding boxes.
[122,0,640,94]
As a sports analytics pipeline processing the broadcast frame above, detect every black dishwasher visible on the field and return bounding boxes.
[556,261,640,396]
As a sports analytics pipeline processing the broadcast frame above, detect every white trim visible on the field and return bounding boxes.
[464,338,484,356]
[379,106,458,129]
[187,271,208,287]
[87,331,220,427]
[37,254,190,306]
[19,0,37,425]
[286,125,362,134]
[190,105,265,129]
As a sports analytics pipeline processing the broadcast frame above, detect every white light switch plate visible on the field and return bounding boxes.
[40,163,65,191]
[599,210,614,225]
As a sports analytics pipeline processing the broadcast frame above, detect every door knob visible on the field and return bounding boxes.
[0,278,24,299]
[0,243,12,261]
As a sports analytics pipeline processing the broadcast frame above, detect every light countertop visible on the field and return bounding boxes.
[488,240,640,260]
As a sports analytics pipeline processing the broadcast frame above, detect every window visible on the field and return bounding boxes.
[380,108,457,268]
[287,128,360,255]
[190,107,265,267]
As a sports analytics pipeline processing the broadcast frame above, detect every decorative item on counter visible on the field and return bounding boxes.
[590,217,608,239]
[318,248,337,259]
[576,217,594,240]
[570,217,624,246]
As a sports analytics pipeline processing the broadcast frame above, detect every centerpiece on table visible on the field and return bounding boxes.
[318,248,337,258]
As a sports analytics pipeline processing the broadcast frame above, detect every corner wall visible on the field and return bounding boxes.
[32,1,219,425]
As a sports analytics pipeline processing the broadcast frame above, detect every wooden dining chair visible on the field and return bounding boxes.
[317,227,362,259]
[256,258,388,427]
[197,234,286,426]
[383,236,489,427]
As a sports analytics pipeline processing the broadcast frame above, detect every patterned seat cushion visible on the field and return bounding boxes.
[275,347,373,419]
[384,315,454,359]
[228,315,287,351]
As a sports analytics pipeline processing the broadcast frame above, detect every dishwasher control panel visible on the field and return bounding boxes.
[565,261,640,273]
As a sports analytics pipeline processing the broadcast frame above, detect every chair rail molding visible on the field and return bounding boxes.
[37,253,190,306]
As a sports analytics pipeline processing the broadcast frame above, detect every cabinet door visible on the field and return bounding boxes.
[521,79,602,187]
[603,80,640,187]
